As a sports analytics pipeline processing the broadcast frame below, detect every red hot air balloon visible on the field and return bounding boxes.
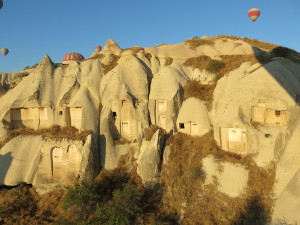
[94,45,101,52]
[62,52,85,64]
[248,8,261,22]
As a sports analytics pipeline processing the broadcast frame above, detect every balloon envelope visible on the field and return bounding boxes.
[248,8,260,22]
[94,45,101,52]
[62,52,85,64]
[0,0,3,9]
[1,48,9,56]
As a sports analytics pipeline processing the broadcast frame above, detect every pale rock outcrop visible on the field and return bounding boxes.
[34,137,85,194]
[176,97,211,136]
[202,155,249,197]
[149,65,188,132]
[145,37,261,62]
[0,55,100,133]
[102,39,122,55]
[0,135,43,186]
[0,134,98,194]
[99,54,152,169]
[212,59,299,158]
[137,129,164,186]
[149,55,160,75]
[272,113,300,224]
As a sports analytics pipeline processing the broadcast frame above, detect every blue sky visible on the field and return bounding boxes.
[0,0,299,73]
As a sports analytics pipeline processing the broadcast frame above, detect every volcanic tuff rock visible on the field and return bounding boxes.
[1,35,300,223]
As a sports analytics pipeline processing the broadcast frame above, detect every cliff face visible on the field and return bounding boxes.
[0,35,300,223]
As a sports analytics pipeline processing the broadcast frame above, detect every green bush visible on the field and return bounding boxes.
[62,180,100,222]
[271,46,298,58]
[206,59,225,73]
[93,182,142,225]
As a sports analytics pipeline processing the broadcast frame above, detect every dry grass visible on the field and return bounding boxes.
[144,124,167,141]
[89,53,105,60]
[164,57,173,66]
[123,46,144,54]
[184,54,270,79]
[210,35,279,52]
[183,55,212,70]
[184,37,215,49]
[160,132,275,225]
[0,125,92,149]
[101,54,121,74]
[114,139,132,145]
[183,79,216,110]
[0,184,64,225]
[183,54,271,111]
[218,54,270,77]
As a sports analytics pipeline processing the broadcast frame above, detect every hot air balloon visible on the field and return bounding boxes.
[0,0,3,9]
[1,48,9,56]
[94,45,101,52]
[248,8,261,22]
[62,52,85,64]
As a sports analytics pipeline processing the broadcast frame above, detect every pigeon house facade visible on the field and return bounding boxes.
[176,98,211,136]
[219,127,247,155]
[251,99,289,126]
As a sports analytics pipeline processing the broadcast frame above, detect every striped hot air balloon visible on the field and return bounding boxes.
[248,8,261,22]
[62,52,85,64]
[0,0,3,9]
[94,45,101,52]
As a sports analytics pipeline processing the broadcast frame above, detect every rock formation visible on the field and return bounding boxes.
[1,35,300,223]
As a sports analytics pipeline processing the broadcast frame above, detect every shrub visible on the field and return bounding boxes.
[93,182,142,225]
[206,59,225,73]
[0,205,3,216]
[62,180,100,222]
[271,46,298,58]
[164,57,173,66]
[185,37,214,49]
[183,79,216,110]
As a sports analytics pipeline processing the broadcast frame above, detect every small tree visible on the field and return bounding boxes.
[62,180,100,222]
[94,182,142,225]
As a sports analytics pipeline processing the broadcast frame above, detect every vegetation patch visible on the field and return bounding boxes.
[89,53,105,60]
[55,168,178,224]
[164,57,173,66]
[123,46,145,54]
[160,132,275,225]
[101,54,121,75]
[183,55,212,70]
[206,59,225,73]
[183,79,216,110]
[271,46,299,58]
[0,184,64,224]
[184,37,214,49]
[24,63,39,70]
[144,124,167,141]
[210,35,279,52]
[0,125,92,149]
